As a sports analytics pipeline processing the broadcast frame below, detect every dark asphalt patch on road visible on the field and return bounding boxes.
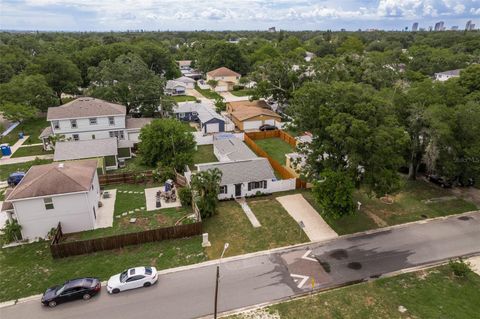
[458,216,473,221]
[347,262,362,270]
[329,249,348,260]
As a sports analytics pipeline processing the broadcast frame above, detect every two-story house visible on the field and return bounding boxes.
[2,160,100,240]
[206,67,241,92]
[41,98,152,155]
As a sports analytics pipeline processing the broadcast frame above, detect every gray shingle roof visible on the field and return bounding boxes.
[197,158,276,185]
[197,105,224,124]
[175,76,196,83]
[173,102,203,114]
[54,138,118,161]
[213,138,257,161]
[166,80,187,90]
[47,97,126,120]
[125,117,153,129]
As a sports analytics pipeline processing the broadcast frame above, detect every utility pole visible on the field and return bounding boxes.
[214,243,229,319]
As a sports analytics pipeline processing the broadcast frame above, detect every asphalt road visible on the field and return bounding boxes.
[1,211,479,319]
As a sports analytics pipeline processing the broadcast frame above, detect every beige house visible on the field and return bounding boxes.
[206,67,241,92]
[227,100,282,131]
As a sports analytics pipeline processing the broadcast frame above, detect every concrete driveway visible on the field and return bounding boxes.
[276,194,338,242]
[219,91,251,102]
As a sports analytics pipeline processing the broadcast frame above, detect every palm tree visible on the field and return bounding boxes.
[191,168,222,218]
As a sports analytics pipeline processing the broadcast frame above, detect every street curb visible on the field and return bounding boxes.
[1,210,478,309]
[211,251,480,319]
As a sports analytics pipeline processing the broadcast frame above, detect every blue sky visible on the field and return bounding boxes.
[1,0,479,31]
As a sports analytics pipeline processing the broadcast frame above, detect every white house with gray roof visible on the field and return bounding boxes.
[42,97,153,154]
[434,69,461,81]
[195,158,295,199]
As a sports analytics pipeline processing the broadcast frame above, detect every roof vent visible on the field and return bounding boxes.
[58,163,64,169]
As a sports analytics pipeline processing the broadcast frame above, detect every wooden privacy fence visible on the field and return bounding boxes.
[244,132,308,189]
[99,170,153,185]
[50,222,203,258]
[246,130,297,148]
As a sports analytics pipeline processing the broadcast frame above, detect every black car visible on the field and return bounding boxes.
[41,278,101,307]
[426,174,453,188]
[259,124,277,131]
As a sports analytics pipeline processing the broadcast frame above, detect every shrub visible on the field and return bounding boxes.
[179,187,192,206]
[449,258,471,277]
[2,219,22,243]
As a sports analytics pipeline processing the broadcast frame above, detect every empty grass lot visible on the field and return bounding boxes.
[0,158,53,181]
[10,145,53,158]
[202,198,309,259]
[230,89,254,97]
[195,84,223,100]
[300,177,477,235]
[254,138,294,165]
[0,117,49,146]
[0,236,205,302]
[231,265,480,319]
[190,144,217,170]
[172,95,197,102]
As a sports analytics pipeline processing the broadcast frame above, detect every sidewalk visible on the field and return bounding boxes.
[0,154,53,165]
[1,136,30,159]
[236,197,261,228]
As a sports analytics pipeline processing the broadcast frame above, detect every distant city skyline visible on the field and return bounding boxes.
[0,0,479,32]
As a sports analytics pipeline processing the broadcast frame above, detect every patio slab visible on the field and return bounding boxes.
[94,189,116,229]
[145,186,181,211]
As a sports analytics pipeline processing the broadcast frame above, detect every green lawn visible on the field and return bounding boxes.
[230,89,254,97]
[356,178,478,226]
[203,198,309,259]
[110,156,155,173]
[65,183,191,241]
[10,145,53,158]
[0,236,205,302]
[0,158,53,181]
[254,138,294,165]
[0,117,49,146]
[195,84,222,100]
[172,95,197,102]
[231,265,480,319]
[190,145,217,170]
[181,121,198,132]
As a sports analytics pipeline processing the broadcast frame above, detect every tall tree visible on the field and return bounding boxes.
[0,102,38,123]
[138,119,196,171]
[292,82,407,216]
[88,53,165,115]
[32,53,82,102]
[197,42,249,74]
[0,74,58,111]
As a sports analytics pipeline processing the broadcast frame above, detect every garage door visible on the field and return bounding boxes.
[264,119,275,126]
[243,120,262,130]
[215,86,228,92]
[205,123,220,133]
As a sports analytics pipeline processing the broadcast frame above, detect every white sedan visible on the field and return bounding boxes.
[106,266,158,294]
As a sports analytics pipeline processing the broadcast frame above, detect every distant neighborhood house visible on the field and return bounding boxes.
[165,80,187,96]
[434,69,461,81]
[206,67,241,92]
[2,160,101,240]
[227,100,282,131]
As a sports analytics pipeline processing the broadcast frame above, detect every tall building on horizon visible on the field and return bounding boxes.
[434,21,445,31]
[412,22,419,32]
[268,27,276,33]
[466,20,475,31]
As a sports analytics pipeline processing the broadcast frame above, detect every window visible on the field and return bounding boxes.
[70,119,77,129]
[92,134,96,139]
[108,117,115,125]
[179,112,185,118]
[109,131,124,140]
[89,118,97,125]
[44,197,54,210]
[52,121,60,129]
[248,181,267,191]
[72,134,79,141]
[219,185,227,194]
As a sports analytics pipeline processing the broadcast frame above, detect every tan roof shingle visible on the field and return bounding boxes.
[227,100,281,122]
[6,160,98,201]
[47,97,126,120]
[207,67,240,78]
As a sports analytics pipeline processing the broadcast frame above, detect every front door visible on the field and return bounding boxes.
[235,184,242,197]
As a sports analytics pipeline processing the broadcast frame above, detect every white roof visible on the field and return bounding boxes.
[197,106,224,123]
[173,102,203,114]
[166,80,187,90]
[54,138,118,161]
[175,76,196,83]
[214,138,257,161]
